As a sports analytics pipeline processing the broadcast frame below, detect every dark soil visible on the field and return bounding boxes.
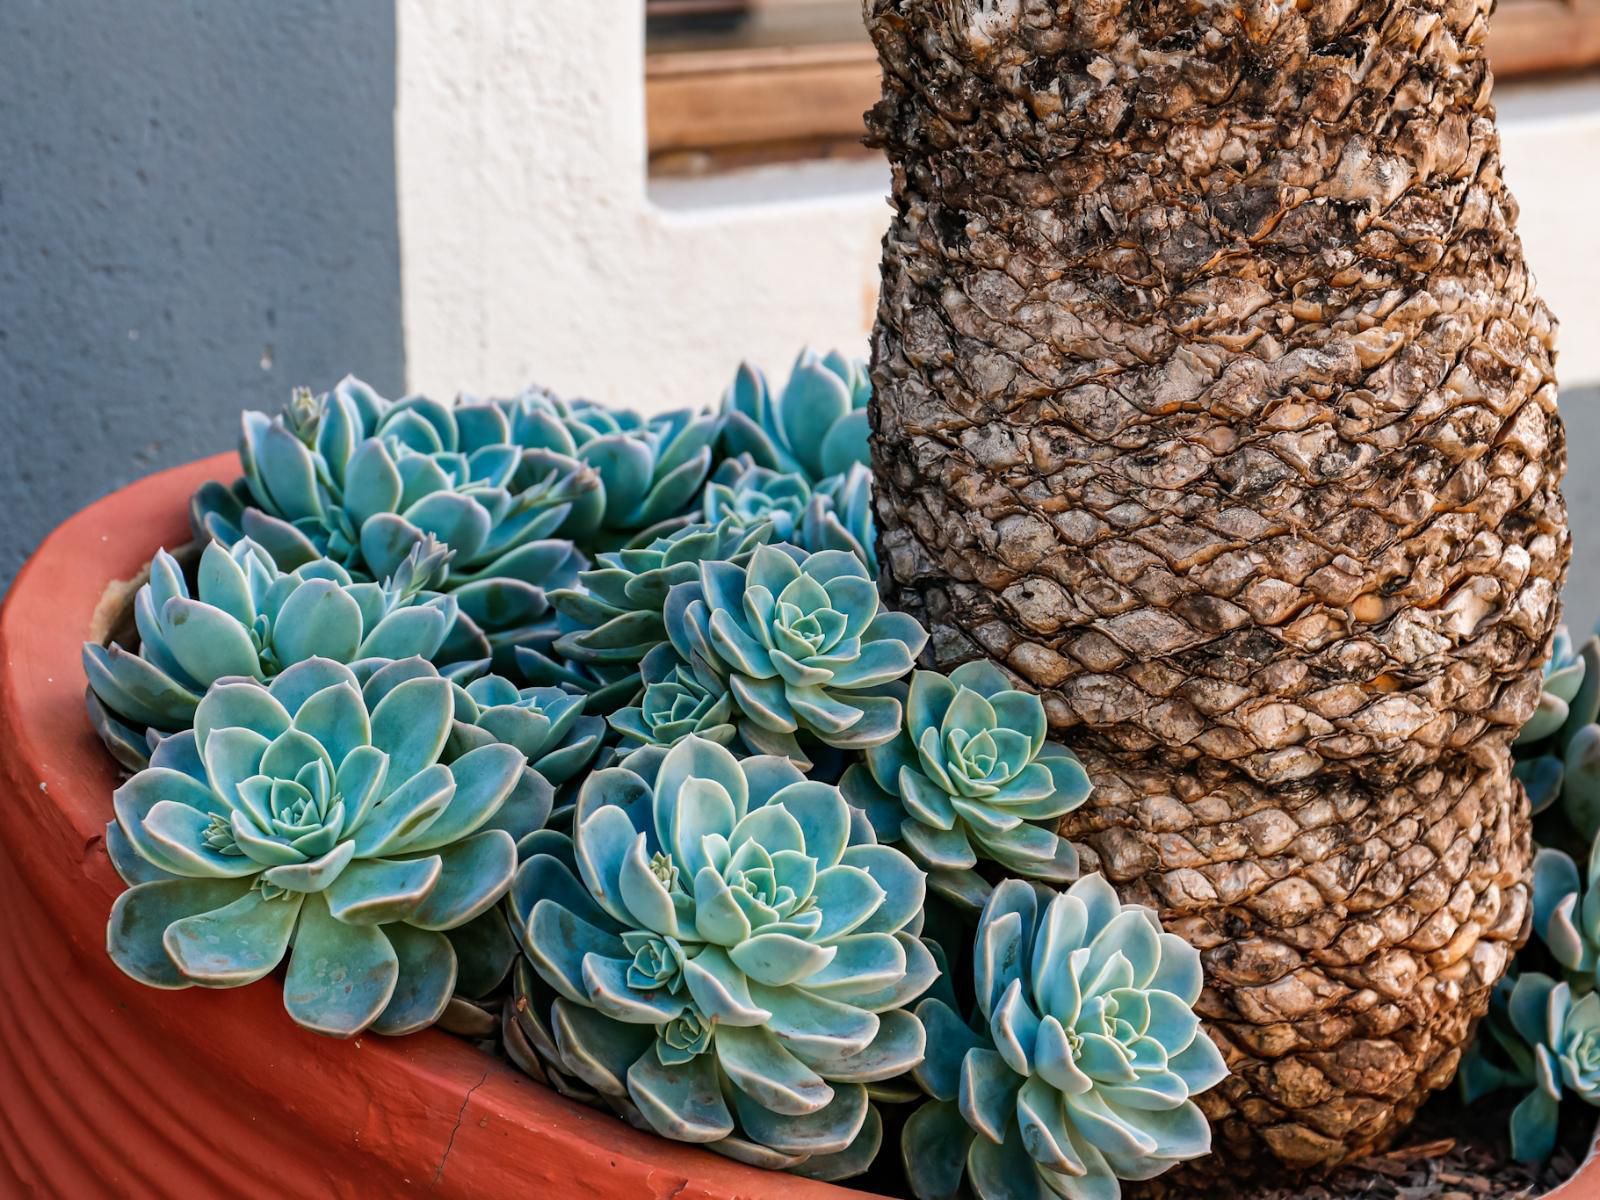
[1170,1090,1595,1200]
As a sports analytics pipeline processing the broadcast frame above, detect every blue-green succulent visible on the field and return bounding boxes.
[498,389,720,549]
[804,463,877,573]
[543,518,773,679]
[506,735,937,1178]
[720,349,871,486]
[191,377,591,668]
[1530,842,1600,992]
[702,464,813,544]
[105,657,521,1037]
[609,644,737,754]
[904,876,1227,1200]
[1497,972,1600,1162]
[842,662,1092,908]
[449,675,605,789]
[665,543,927,765]
[1514,627,1600,839]
[84,537,480,771]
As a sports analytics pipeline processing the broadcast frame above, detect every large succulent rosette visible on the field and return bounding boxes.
[105,658,521,1037]
[506,736,937,1177]
[904,877,1228,1200]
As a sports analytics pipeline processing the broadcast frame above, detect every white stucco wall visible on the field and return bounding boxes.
[395,2,1600,408]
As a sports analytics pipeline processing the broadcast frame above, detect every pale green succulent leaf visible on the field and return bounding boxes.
[283,892,399,1037]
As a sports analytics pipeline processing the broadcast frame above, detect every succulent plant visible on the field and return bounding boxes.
[1530,841,1600,992]
[498,388,720,549]
[104,657,521,1037]
[505,735,937,1177]
[448,675,605,788]
[1513,627,1600,842]
[702,464,813,544]
[545,518,773,679]
[83,537,480,771]
[842,662,1092,908]
[609,644,737,754]
[720,349,871,486]
[191,377,592,668]
[903,876,1228,1200]
[1494,972,1600,1162]
[665,544,928,765]
[803,463,877,574]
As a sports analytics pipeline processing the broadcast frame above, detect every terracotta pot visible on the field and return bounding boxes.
[0,454,871,1200]
[3,455,1596,1199]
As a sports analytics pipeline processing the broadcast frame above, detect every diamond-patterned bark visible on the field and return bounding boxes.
[865,0,1566,1172]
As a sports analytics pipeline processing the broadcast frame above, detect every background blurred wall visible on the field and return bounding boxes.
[0,0,404,586]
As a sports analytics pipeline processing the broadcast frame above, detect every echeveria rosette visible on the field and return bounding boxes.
[545,517,774,679]
[499,388,720,550]
[904,876,1228,1200]
[843,662,1092,909]
[702,464,813,544]
[192,377,592,669]
[609,644,738,755]
[506,736,938,1177]
[104,658,521,1037]
[449,674,605,788]
[1499,972,1600,1162]
[83,537,478,771]
[720,349,871,486]
[665,543,928,767]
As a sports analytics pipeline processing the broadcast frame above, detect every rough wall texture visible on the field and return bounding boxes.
[0,0,403,591]
[866,0,1566,1174]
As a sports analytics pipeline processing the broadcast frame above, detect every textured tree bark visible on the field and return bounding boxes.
[865,0,1567,1174]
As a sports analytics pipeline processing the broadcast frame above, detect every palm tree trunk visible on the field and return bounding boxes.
[866,0,1566,1173]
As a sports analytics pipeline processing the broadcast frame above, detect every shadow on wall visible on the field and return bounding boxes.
[0,0,403,591]
[1562,387,1600,629]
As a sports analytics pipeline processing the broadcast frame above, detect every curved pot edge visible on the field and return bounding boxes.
[0,453,871,1200]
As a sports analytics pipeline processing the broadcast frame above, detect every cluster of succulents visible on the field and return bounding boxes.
[85,536,478,770]
[1464,621,1600,1163]
[86,356,1225,1192]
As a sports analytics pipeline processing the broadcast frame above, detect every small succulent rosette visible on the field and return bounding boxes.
[719,349,871,486]
[542,517,773,686]
[192,377,591,669]
[1497,972,1600,1162]
[105,658,521,1037]
[843,661,1092,908]
[84,536,480,771]
[608,643,738,755]
[665,543,928,767]
[449,675,605,790]
[903,876,1228,1200]
[498,389,720,549]
[505,735,937,1178]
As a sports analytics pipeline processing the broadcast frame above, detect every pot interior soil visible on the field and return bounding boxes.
[1147,1089,1594,1200]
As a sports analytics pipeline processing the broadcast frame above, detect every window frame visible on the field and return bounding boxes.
[644,0,1600,174]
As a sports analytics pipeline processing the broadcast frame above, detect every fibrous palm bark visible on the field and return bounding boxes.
[865,0,1567,1174]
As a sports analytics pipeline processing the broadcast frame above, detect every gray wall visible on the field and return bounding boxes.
[1560,387,1600,629]
[0,0,403,589]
